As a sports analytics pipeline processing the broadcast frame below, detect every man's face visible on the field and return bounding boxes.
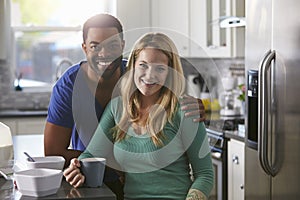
[83,27,124,79]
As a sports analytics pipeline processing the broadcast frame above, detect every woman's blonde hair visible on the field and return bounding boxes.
[113,32,185,146]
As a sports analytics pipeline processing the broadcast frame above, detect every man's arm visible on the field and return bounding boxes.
[179,95,206,122]
[44,122,82,168]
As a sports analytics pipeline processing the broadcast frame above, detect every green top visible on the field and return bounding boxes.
[79,97,214,199]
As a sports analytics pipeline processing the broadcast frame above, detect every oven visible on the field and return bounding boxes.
[206,118,244,200]
[207,128,227,200]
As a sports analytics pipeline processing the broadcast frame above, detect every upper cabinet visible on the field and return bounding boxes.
[115,0,152,56]
[190,0,245,57]
[116,0,245,58]
[151,0,189,57]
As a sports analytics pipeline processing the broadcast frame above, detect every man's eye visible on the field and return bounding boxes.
[90,45,98,51]
[90,44,102,52]
[109,43,120,49]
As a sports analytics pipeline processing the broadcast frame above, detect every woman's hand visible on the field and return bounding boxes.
[63,158,85,188]
[186,189,207,200]
[67,187,83,198]
[180,95,206,122]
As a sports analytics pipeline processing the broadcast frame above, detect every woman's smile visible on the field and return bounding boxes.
[134,48,169,97]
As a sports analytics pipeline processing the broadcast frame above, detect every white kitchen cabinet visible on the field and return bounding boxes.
[151,0,189,57]
[190,0,245,58]
[115,0,151,56]
[116,0,190,57]
[228,139,245,200]
[0,117,46,135]
[115,0,244,58]
[150,0,245,58]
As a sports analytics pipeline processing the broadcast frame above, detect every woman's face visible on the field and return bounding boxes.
[134,48,169,98]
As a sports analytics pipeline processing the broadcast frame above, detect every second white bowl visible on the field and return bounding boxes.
[26,156,65,170]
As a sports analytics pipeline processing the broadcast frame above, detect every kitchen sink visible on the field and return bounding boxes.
[0,109,48,117]
[17,108,48,112]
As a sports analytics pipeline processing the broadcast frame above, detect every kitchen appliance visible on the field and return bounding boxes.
[0,122,13,167]
[219,91,235,116]
[207,128,227,200]
[245,0,300,199]
[206,118,244,200]
[219,77,240,116]
[186,73,204,99]
[246,70,258,150]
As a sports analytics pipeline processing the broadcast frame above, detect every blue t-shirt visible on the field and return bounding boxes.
[47,60,126,181]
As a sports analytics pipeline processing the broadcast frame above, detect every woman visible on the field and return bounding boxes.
[64,32,213,200]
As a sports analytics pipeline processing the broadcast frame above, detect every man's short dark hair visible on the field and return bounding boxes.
[82,13,124,43]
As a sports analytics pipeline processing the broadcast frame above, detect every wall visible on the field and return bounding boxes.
[0,57,244,110]
[182,57,245,98]
[0,60,51,110]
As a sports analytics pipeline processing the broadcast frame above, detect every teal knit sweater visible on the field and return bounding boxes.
[79,97,214,199]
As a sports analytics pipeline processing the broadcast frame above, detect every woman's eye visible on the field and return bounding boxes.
[157,66,167,73]
[139,63,147,68]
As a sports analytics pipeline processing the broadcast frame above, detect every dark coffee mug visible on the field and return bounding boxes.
[80,157,106,187]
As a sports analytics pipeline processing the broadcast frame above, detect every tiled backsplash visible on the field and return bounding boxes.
[182,57,245,98]
[0,60,51,110]
[0,57,244,110]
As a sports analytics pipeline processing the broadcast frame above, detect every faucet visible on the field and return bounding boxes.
[55,58,73,81]
[15,72,23,91]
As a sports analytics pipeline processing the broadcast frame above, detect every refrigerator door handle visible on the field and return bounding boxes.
[258,50,276,176]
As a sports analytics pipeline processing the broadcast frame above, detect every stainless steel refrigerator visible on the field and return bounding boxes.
[245,0,300,199]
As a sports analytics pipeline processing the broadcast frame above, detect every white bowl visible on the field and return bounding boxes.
[26,156,65,170]
[14,168,63,197]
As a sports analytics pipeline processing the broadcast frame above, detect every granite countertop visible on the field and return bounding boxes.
[205,111,245,142]
[0,109,48,118]
[0,135,116,199]
[0,178,116,200]
[224,130,245,142]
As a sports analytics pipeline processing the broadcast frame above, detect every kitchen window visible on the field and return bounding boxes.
[10,0,115,91]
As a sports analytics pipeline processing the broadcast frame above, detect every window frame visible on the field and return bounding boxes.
[10,25,82,92]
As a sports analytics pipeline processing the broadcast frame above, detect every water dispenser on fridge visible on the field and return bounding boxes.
[246,70,258,150]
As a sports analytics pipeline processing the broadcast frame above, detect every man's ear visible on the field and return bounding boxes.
[121,40,125,51]
[82,43,88,54]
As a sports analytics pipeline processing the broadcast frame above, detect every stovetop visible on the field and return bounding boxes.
[205,118,244,133]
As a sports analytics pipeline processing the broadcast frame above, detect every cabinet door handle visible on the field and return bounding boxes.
[232,155,239,164]
[240,184,244,190]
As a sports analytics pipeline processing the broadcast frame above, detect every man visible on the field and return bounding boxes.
[44,13,205,199]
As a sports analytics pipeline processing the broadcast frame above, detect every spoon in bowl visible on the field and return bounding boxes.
[24,152,35,162]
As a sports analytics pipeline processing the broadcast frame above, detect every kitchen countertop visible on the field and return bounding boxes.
[0,134,116,199]
[0,109,48,118]
[205,111,245,142]
[224,130,245,142]
[0,178,116,200]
